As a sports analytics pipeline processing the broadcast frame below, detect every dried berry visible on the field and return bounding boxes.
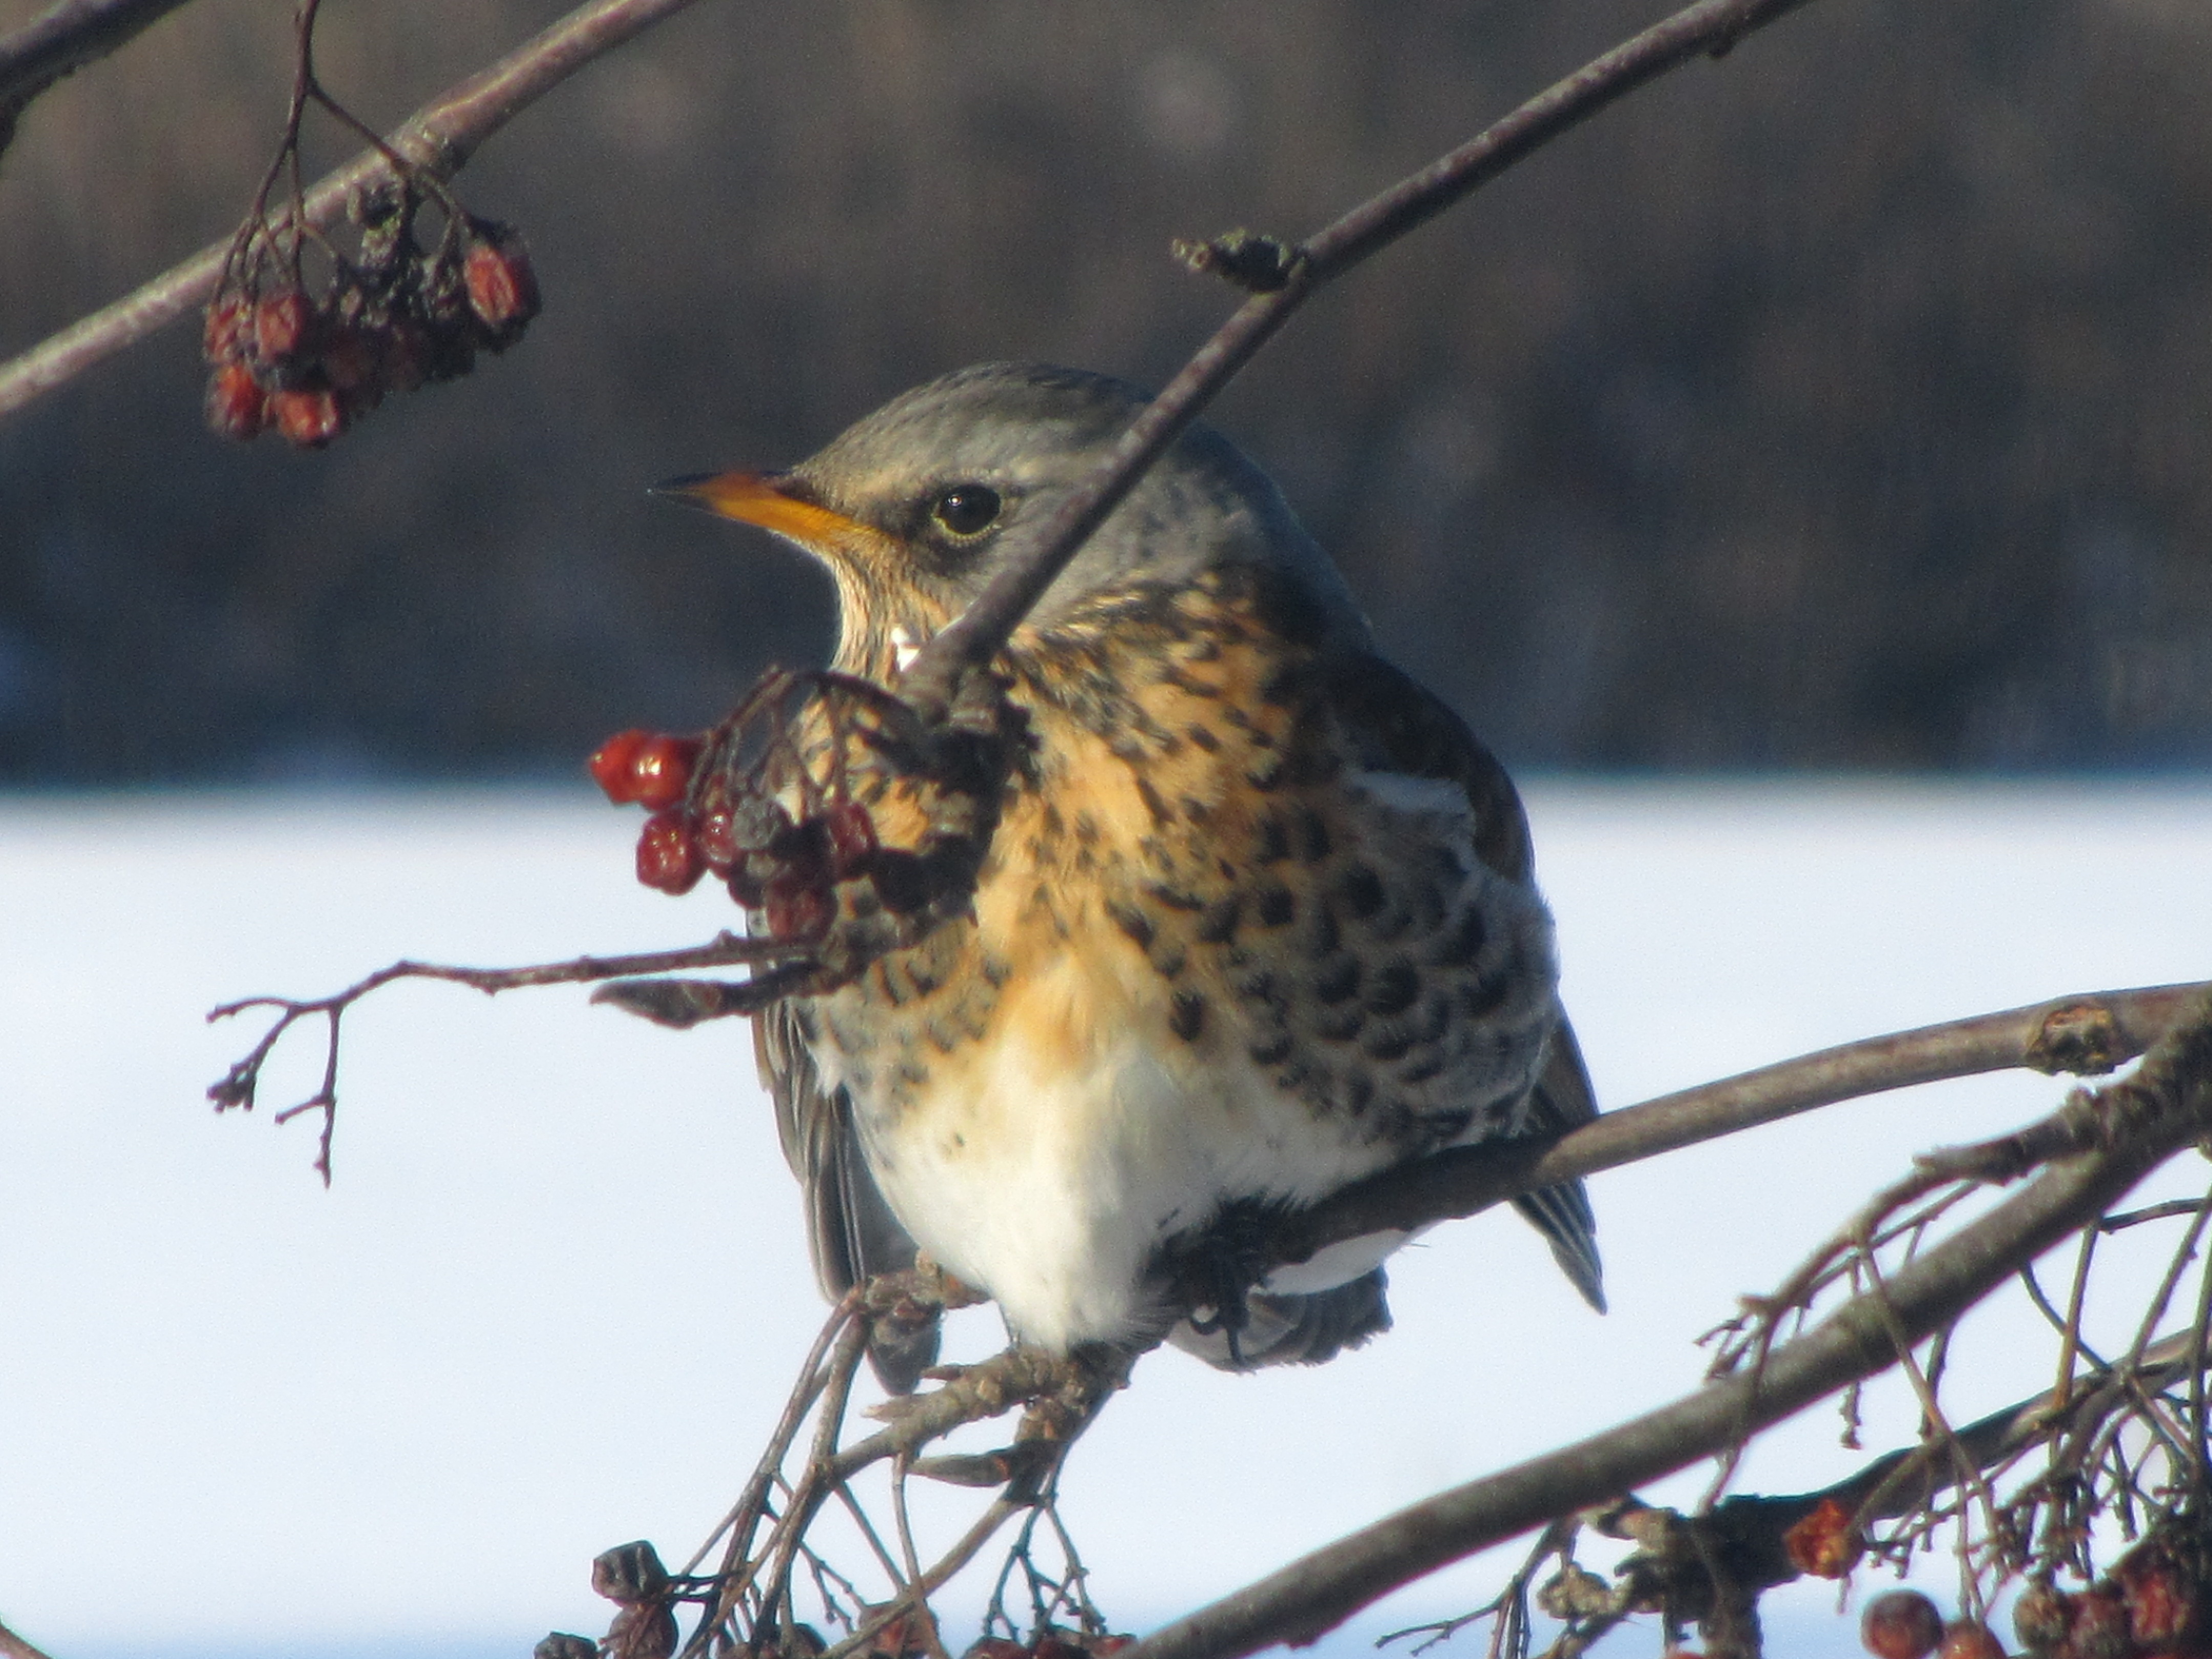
[2069,1590,2134,1659]
[463,226,540,346]
[694,806,739,871]
[2117,1539,2201,1651]
[607,1601,677,1659]
[1863,1591,1947,1659]
[764,878,832,940]
[1937,1622,2009,1659]
[961,1642,1026,1659]
[318,326,380,396]
[203,296,251,363]
[1784,1498,1862,1580]
[205,361,267,440]
[822,800,879,878]
[589,729,652,802]
[2013,1583,2073,1654]
[636,810,705,895]
[628,733,702,811]
[268,386,347,448]
[253,289,314,364]
[1030,1636,1087,1659]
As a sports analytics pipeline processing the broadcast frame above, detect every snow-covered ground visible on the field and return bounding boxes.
[3,781,2207,1659]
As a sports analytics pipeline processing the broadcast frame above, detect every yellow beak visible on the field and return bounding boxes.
[652,471,869,551]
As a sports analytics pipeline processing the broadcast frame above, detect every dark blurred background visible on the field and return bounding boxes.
[3,0,2208,783]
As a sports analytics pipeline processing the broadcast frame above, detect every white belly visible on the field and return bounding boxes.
[853,948,1404,1352]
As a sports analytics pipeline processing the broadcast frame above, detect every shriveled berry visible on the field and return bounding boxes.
[628,733,702,811]
[463,230,540,344]
[764,878,832,940]
[2117,1541,2200,1650]
[269,386,346,448]
[318,327,380,395]
[2013,1583,2073,1654]
[1863,1591,1947,1659]
[694,806,739,871]
[2069,1590,2134,1659]
[961,1642,1026,1659]
[821,800,879,878]
[589,729,652,802]
[205,361,267,439]
[1784,1498,1861,1580]
[203,296,251,362]
[1937,1622,2008,1659]
[606,1601,677,1659]
[253,289,315,364]
[636,810,704,895]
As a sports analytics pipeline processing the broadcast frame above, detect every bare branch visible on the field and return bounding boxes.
[0,0,200,157]
[0,0,707,420]
[895,0,1818,722]
[1119,990,2212,1659]
[0,1613,59,1659]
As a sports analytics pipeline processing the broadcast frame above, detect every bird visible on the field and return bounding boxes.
[659,361,1602,1390]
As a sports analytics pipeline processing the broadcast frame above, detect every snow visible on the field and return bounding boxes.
[1,780,2207,1659]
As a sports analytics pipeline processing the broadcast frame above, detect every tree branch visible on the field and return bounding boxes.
[894,0,1818,722]
[0,0,707,419]
[0,0,201,157]
[1121,991,2212,1659]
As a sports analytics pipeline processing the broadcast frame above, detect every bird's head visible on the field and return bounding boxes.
[656,361,1366,679]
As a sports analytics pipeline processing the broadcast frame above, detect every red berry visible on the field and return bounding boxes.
[1784,1498,1861,1580]
[268,386,346,448]
[694,806,738,870]
[635,810,704,894]
[1937,1623,2008,1659]
[589,729,652,802]
[253,289,314,364]
[205,361,267,439]
[821,800,879,878]
[628,733,701,811]
[463,232,540,343]
[1863,1591,1947,1659]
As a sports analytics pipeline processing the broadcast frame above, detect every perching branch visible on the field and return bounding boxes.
[0,0,206,158]
[1119,990,2212,1659]
[894,0,1819,722]
[0,0,707,419]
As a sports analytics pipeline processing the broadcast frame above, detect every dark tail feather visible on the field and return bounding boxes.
[1514,1182,1605,1313]
[1166,1269,1393,1371]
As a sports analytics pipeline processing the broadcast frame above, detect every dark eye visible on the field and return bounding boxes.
[929,484,1002,538]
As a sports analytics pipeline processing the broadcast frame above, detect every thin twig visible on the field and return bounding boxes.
[893,0,1819,720]
[0,0,707,418]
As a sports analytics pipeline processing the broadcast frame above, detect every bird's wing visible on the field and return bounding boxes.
[755,1003,940,1390]
[1321,650,1605,1311]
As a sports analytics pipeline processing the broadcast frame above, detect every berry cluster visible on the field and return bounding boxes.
[2010,1536,2208,1659]
[1858,1593,2004,1659]
[589,725,882,942]
[204,184,538,449]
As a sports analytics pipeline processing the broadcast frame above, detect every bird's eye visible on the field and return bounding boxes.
[929,484,1003,538]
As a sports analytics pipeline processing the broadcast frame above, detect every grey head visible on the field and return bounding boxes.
[663,362,1373,663]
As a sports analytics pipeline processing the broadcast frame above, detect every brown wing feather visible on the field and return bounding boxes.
[755,1004,940,1390]
[1323,651,1605,1311]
